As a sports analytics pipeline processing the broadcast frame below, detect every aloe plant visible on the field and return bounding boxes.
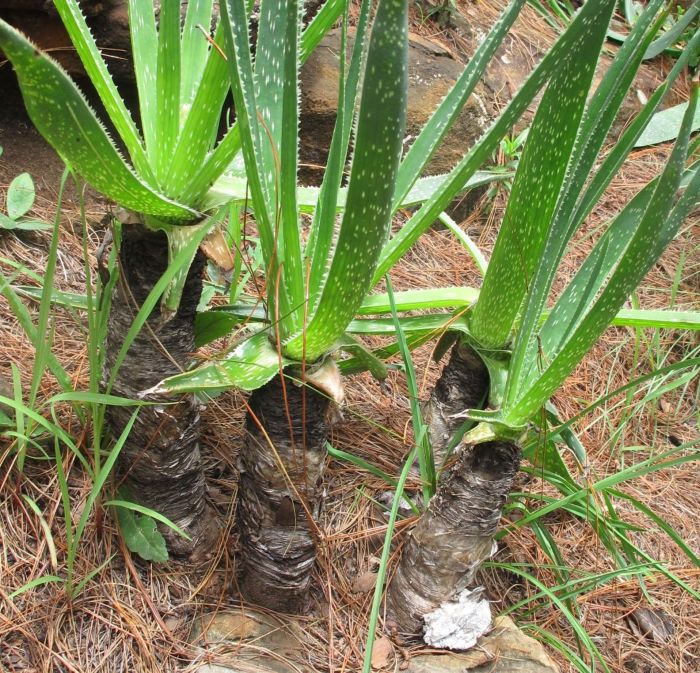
[0,0,344,556]
[382,3,700,636]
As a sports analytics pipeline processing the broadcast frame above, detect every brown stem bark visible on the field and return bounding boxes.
[237,374,331,614]
[103,224,212,558]
[388,340,520,637]
[387,441,521,637]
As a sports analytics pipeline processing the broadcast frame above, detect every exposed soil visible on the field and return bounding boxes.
[1,2,698,673]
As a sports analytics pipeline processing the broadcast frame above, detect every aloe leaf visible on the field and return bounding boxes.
[305,0,369,311]
[347,313,469,336]
[391,0,526,210]
[644,4,699,60]
[373,0,619,287]
[611,308,700,330]
[282,0,408,362]
[220,0,275,260]
[160,219,215,316]
[205,168,503,214]
[469,0,616,349]
[572,29,700,227]
[52,0,153,181]
[437,211,488,277]
[180,0,216,105]
[127,0,158,166]
[0,21,198,221]
[154,0,181,182]
[505,84,699,426]
[155,329,291,394]
[256,0,305,335]
[165,23,230,197]
[184,0,344,205]
[6,172,35,220]
[503,0,675,408]
[359,287,479,314]
[335,333,388,380]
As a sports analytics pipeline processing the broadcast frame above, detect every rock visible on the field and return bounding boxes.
[406,616,559,673]
[189,608,318,673]
[299,28,492,192]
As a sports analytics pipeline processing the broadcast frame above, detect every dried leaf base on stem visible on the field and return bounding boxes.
[104,224,212,558]
[422,340,490,465]
[237,373,331,614]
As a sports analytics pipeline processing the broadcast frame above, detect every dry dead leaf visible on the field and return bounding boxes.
[371,636,394,670]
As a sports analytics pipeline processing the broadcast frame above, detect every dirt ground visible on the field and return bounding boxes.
[1,2,699,673]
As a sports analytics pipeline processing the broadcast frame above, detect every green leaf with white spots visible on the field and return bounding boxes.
[572,29,700,229]
[156,329,291,394]
[391,0,526,211]
[220,0,276,261]
[0,20,197,222]
[127,0,158,168]
[469,0,616,350]
[154,0,181,183]
[503,83,699,427]
[6,173,35,220]
[165,22,231,198]
[184,0,344,206]
[305,0,371,310]
[500,0,673,408]
[52,0,153,181]
[180,0,216,106]
[282,0,409,362]
[373,0,619,288]
[254,0,305,336]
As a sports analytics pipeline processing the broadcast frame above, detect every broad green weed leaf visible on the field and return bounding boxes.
[636,101,700,147]
[6,173,35,219]
[0,20,197,221]
[0,217,52,232]
[116,505,169,563]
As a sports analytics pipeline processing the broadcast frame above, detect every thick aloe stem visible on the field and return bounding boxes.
[387,440,521,637]
[388,342,519,637]
[422,340,489,466]
[237,374,331,613]
[103,224,212,558]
